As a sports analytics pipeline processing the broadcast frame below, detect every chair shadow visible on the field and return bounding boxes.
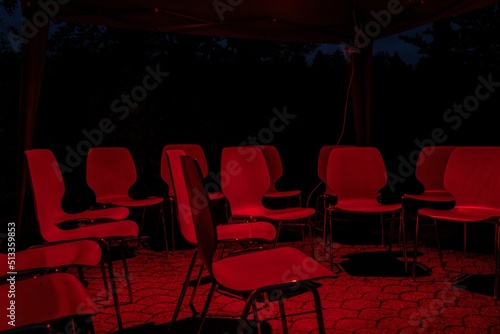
[339,250,430,277]
[453,274,496,297]
[113,317,272,334]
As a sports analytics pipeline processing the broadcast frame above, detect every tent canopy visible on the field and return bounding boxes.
[31,0,500,44]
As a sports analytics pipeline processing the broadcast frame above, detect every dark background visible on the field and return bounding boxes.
[1,4,499,247]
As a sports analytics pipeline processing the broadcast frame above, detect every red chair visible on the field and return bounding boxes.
[412,146,500,298]
[313,145,354,241]
[1,239,103,283]
[0,273,98,334]
[402,145,456,219]
[161,144,228,250]
[258,145,301,206]
[165,149,277,331]
[325,147,407,272]
[221,146,316,254]
[86,147,168,252]
[401,145,457,256]
[25,149,140,330]
[177,154,336,334]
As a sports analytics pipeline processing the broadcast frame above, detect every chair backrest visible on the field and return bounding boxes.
[162,144,210,198]
[257,145,283,192]
[25,149,67,242]
[163,144,209,176]
[165,149,197,245]
[415,146,457,192]
[327,147,387,203]
[317,145,354,194]
[180,155,218,275]
[220,146,270,214]
[444,146,500,208]
[86,147,137,202]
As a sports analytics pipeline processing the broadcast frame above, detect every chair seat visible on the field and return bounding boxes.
[231,206,315,221]
[419,206,500,222]
[216,222,276,242]
[263,189,301,198]
[101,196,164,207]
[0,273,98,332]
[51,219,139,242]
[404,190,455,203]
[208,191,225,201]
[14,240,102,274]
[58,206,130,221]
[212,246,335,293]
[335,200,401,213]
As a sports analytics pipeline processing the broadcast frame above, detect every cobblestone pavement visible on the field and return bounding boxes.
[76,222,500,334]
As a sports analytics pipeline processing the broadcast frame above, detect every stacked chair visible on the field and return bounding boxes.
[165,149,277,331]
[412,146,500,298]
[324,146,407,272]
[161,143,228,250]
[25,148,141,330]
[86,147,168,253]
[173,153,336,333]
[220,146,316,255]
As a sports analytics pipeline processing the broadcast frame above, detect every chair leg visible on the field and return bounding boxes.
[322,196,327,242]
[100,262,109,300]
[308,219,315,259]
[105,243,123,331]
[169,197,176,252]
[169,250,198,332]
[433,219,444,268]
[278,297,289,334]
[380,213,385,246]
[308,282,327,334]
[463,223,467,257]
[119,242,133,303]
[412,214,420,279]
[494,223,499,298]
[159,202,169,255]
[196,282,217,334]
[188,263,205,315]
[251,299,261,333]
[328,207,334,272]
[388,212,395,253]
[400,209,408,274]
[138,206,147,242]
[274,221,283,248]
[238,292,257,334]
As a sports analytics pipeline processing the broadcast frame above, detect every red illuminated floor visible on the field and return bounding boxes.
[78,226,500,334]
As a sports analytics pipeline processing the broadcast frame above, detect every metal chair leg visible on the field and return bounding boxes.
[433,219,444,268]
[196,282,217,334]
[106,243,123,331]
[412,214,420,279]
[169,250,198,332]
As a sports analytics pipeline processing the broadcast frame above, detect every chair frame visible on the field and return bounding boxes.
[161,143,229,251]
[412,146,500,298]
[221,146,317,256]
[25,148,141,330]
[86,146,168,254]
[325,147,407,273]
[178,154,336,334]
[165,149,277,332]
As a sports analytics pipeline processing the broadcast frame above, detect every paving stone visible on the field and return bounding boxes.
[87,240,499,333]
